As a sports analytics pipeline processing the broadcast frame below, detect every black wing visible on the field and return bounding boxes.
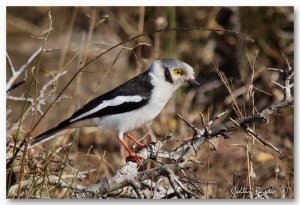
[30,70,153,146]
[69,70,153,122]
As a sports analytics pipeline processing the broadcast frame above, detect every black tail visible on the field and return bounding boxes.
[29,119,71,147]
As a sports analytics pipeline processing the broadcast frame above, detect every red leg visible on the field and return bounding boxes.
[126,134,146,148]
[126,134,154,151]
[118,138,144,166]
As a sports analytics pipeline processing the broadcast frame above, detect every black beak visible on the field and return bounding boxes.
[187,79,200,87]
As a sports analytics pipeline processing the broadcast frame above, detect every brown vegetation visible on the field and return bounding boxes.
[6,7,293,199]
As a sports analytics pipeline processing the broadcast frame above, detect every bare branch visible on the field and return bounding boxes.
[267,68,284,73]
[6,47,59,92]
[6,52,15,74]
[271,80,284,90]
[176,114,201,135]
[166,168,184,198]
[7,95,34,104]
[245,127,285,157]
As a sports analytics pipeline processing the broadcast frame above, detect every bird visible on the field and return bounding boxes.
[29,58,200,166]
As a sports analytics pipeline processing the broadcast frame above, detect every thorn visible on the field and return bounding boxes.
[176,114,200,134]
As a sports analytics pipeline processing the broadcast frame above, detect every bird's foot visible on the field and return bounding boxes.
[126,153,144,167]
[119,138,145,167]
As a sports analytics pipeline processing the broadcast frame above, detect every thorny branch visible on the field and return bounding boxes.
[71,66,293,199]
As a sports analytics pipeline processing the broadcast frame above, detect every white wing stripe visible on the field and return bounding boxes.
[69,95,143,122]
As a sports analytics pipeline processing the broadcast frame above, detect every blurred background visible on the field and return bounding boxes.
[6,7,293,198]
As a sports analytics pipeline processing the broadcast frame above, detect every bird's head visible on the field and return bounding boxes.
[150,58,200,89]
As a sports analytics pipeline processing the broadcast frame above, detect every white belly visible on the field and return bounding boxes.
[97,80,175,133]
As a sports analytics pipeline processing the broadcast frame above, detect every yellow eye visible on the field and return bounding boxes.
[173,68,184,76]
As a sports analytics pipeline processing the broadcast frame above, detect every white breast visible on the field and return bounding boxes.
[96,74,176,133]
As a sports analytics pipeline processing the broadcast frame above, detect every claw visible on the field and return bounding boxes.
[126,154,144,166]
[119,138,145,167]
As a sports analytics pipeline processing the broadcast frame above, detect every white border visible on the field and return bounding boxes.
[1,3,7,203]
[0,0,298,6]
